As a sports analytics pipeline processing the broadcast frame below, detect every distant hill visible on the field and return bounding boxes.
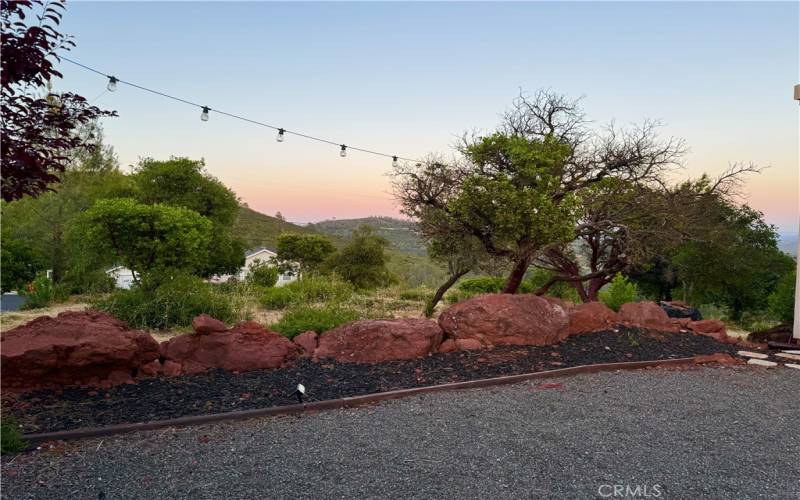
[233,206,317,250]
[309,216,427,256]
[233,209,444,287]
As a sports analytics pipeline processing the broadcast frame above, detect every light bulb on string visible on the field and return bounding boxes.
[392,156,399,168]
[340,145,347,157]
[106,76,118,92]
[200,106,210,122]
[277,128,285,142]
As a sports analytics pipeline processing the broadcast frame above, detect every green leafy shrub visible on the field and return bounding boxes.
[247,263,279,288]
[61,268,116,295]
[93,273,237,330]
[599,273,639,312]
[768,270,795,323]
[270,304,359,338]
[260,275,354,310]
[19,274,68,310]
[1,415,27,454]
[326,225,395,289]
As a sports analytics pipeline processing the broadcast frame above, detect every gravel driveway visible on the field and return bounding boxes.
[2,366,798,499]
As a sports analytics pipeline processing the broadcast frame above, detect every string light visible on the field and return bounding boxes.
[60,56,425,165]
[392,156,399,168]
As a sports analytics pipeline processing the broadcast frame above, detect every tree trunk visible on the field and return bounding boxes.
[572,281,589,303]
[425,269,469,317]
[586,277,606,302]
[503,257,531,294]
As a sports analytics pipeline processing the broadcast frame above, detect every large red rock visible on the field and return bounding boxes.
[618,301,675,331]
[191,314,227,334]
[688,319,733,344]
[161,320,300,375]
[438,294,570,347]
[0,310,160,391]
[567,301,620,335]
[293,331,318,357]
[314,319,443,364]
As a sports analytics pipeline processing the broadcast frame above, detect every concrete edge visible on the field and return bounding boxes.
[21,355,724,446]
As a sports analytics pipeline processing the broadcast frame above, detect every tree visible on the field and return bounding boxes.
[1,0,116,201]
[394,90,684,293]
[1,124,134,282]
[669,202,793,319]
[75,198,213,280]
[769,269,796,324]
[327,225,394,289]
[275,233,336,274]
[0,229,44,292]
[132,157,245,275]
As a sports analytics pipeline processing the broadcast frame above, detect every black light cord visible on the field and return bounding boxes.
[59,56,420,163]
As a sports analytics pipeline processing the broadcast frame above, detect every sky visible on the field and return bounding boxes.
[57,1,798,233]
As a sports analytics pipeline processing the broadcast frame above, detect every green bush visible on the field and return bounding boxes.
[93,273,237,330]
[19,274,68,310]
[247,263,279,288]
[1,415,27,454]
[599,273,639,312]
[260,275,354,310]
[270,304,359,338]
[61,268,116,295]
[768,270,795,323]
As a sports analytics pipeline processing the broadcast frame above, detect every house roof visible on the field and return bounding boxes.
[245,247,277,258]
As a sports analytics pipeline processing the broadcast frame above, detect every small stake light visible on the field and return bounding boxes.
[106,76,118,92]
[200,106,210,122]
[293,383,306,404]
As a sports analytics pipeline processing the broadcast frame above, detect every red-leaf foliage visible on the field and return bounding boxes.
[1,0,116,201]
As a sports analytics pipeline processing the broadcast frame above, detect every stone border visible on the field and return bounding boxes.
[21,355,728,446]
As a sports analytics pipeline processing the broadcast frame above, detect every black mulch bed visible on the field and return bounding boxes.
[5,327,738,434]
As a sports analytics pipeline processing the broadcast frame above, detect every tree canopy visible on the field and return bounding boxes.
[276,233,336,274]
[1,0,116,201]
[76,198,213,280]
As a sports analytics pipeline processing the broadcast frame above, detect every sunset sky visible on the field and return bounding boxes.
[58,2,798,233]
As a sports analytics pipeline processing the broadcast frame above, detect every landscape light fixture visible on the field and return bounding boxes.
[392,156,399,168]
[106,76,118,92]
[340,144,347,157]
[200,106,210,122]
[292,383,306,404]
[277,128,285,142]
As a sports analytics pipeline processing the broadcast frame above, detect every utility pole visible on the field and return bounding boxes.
[794,84,800,342]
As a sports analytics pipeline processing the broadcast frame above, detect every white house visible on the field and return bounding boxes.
[107,248,298,290]
[234,247,297,287]
[106,266,139,290]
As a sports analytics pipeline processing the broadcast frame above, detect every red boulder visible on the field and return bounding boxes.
[438,294,570,347]
[162,320,300,375]
[191,314,228,335]
[567,301,620,335]
[314,319,443,364]
[688,319,733,344]
[618,301,675,331]
[293,331,318,357]
[0,310,160,391]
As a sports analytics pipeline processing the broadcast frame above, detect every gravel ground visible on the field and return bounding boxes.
[2,366,798,499]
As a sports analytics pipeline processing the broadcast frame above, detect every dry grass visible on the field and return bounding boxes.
[0,301,89,332]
